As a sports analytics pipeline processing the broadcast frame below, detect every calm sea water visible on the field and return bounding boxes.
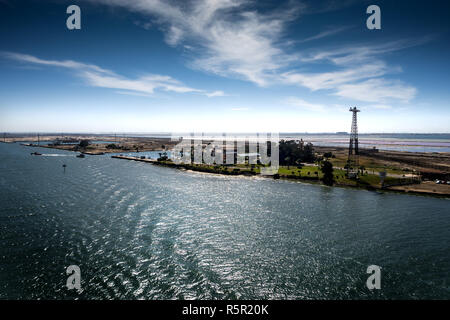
[0,142,449,299]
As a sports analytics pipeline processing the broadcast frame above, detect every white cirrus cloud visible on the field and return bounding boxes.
[88,0,301,86]
[2,52,224,98]
[85,0,427,104]
[283,97,326,112]
[299,38,431,65]
[296,26,353,44]
[334,79,417,103]
[280,61,390,91]
[279,39,425,102]
[205,90,226,97]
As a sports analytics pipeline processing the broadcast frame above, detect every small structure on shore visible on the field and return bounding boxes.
[379,171,387,188]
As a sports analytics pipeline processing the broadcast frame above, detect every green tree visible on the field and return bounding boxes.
[79,140,90,148]
[279,140,315,165]
[321,160,334,186]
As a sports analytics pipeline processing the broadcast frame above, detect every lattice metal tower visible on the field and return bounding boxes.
[347,107,360,176]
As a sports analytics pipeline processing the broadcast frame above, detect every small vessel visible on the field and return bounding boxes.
[76,153,85,158]
[30,152,42,156]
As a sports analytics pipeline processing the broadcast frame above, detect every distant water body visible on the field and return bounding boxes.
[123,133,450,153]
[0,143,449,299]
[284,133,450,153]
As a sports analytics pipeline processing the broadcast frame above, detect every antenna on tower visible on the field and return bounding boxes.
[347,107,360,178]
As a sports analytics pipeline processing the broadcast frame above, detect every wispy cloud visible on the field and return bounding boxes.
[334,79,416,103]
[86,0,427,105]
[280,39,428,102]
[205,90,226,97]
[133,20,153,30]
[299,38,430,65]
[3,52,110,74]
[296,26,353,44]
[88,0,301,87]
[283,97,326,112]
[280,61,389,91]
[2,52,223,98]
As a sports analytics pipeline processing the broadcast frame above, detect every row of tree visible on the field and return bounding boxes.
[279,140,335,186]
[279,140,315,165]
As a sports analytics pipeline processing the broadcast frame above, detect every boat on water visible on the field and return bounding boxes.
[76,153,85,158]
[30,152,42,156]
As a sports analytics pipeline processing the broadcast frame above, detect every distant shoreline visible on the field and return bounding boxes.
[2,135,449,197]
[3,132,450,154]
[12,136,178,155]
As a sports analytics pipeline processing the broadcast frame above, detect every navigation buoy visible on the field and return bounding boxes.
[63,164,67,173]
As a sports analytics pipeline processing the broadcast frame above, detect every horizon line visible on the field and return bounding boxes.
[2,131,450,135]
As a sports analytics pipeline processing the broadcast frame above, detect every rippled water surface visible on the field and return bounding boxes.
[0,143,449,299]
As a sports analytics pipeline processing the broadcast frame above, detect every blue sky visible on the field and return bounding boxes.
[0,0,449,133]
